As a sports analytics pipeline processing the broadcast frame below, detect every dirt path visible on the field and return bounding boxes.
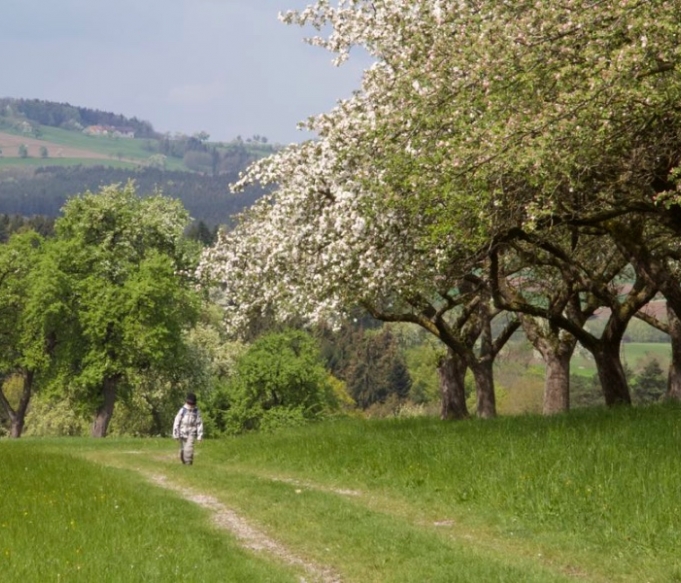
[147,473,343,583]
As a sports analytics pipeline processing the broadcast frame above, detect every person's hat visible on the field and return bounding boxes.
[186,393,197,405]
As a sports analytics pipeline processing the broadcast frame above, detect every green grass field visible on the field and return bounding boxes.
[571,342,671,377]
[3,405,681,582]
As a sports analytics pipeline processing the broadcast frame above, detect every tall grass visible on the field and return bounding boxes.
[0,443,301,582]
[195,404,681,581]
[3,405,681,582]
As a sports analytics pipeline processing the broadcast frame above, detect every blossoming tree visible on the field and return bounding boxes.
[200,1,681,413]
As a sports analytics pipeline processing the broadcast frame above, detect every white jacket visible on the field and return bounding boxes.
[172,405,204,439]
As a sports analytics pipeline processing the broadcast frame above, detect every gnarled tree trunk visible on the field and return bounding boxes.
[437,349,469,420]
[592,344,631,406]
[542,350,571,414]
[520,315,575,415]
[470,359,496,419]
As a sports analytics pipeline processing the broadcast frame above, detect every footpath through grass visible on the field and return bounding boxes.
[0,444,302,583]
[3,404,681,582]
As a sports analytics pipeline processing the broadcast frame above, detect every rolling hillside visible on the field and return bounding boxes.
[0,131,111,160]
[0,98,278,225]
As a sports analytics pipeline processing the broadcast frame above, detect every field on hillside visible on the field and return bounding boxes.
[3,406,681,582]
[0,131,110,160]
[0,128,187,172]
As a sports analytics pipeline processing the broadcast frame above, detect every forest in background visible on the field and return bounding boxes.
[0,165,264,228]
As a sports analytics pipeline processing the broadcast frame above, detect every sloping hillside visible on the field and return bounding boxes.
[0,98,279,225]
[0,131,110,160]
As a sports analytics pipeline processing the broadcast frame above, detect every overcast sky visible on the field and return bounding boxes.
[0,0,370,144]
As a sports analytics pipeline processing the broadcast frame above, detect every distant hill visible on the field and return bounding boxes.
[0,97,280,226]
[0,97,158,138]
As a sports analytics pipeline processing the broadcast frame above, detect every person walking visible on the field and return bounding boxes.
[172,393,204,465]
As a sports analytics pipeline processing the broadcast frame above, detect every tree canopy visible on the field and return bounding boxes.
[198,0,681,416]
[47,182,201,437]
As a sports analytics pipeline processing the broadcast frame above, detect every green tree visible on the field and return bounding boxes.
[185,220,216,246]
[47,182,201,437]
[223,329,338,433]
[0,231,50,437]
[17,144,28,158]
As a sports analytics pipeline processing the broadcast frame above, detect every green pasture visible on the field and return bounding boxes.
[571,342,671,377]
[20,126,153,160]
[4,405,681,582]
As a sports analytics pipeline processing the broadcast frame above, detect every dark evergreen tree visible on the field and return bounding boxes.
[345,327,412,409]
[633,359,666,404]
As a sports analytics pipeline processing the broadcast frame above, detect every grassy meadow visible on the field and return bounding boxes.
[3,404,681,582]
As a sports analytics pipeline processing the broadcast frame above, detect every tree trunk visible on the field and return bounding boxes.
[91,376,118,438]
[593,345,631,406]
[470,360,496,418]
[1,370,34,439]
[666,304,681,401]
[437,349,469,420]
[542,350,571,415]
[520,316,575,415]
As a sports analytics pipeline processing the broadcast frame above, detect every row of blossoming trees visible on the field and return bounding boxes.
[197,0,681,419]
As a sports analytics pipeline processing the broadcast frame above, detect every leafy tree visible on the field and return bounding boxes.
[46,182,201,437]
[199,0,681,419]
[146,154,166,170]
[17,144,28,158]
[221,329,341,434]
[629,303,681,401]
[0,231,50,437]
[23,394,88,436]
[491,227,658,410]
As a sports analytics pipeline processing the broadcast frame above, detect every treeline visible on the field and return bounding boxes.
[0,184,420,439]
[151,136,276,175]
[0,183,670,439]
[0,214,55,241]
[0,166,266,227]
[0,97,157,138]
